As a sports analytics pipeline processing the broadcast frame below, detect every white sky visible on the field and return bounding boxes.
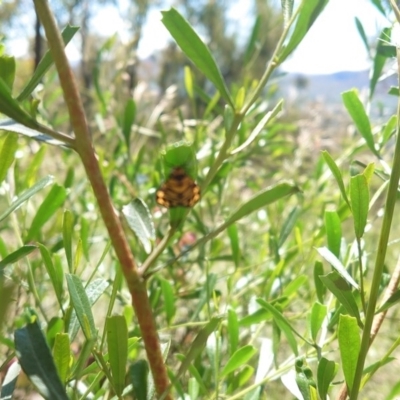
[6,0,391,75]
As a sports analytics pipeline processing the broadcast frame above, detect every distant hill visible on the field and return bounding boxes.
[278,70,398,113]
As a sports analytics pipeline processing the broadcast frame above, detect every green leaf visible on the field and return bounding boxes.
[122,198,155,254]
[350,174,369,239]
[376,289,400,313]
[0,245,37,271]
[0,55,16,93]
[0,131,18,185]
[319,271,362,327]
[129,360,149,400]
[381,115,397,147]
[324,210,342,257]
[220,345,257,377]
[53,333,70,385]
[161,8,233,107]
[338,315,360,391]
[309,302,327,342]
[68,278,109,340]
[370,27,393,99]
[321,150,350,208]
[227,308,239,356]
[317,357,337,400]
[227,224,240,269]
[231,100,284,154]
[243,15,261,65]
[122,98,136,148]
[279,205,300,247]
[66,274,96,340]
[278,0,329,64]
[0,78,44,130]
[0,120,69,148]
[313,261,326,302]
[107,316,128,396]
[342,89,379,157]
[257,299,298,356]
[14,321,68,400]
[25,184,67,241]
[0,175,54,222]
[184,66,194,99]
[39,244,64,307]
[316,247,359,290]
[159,278,176,324]
[17,26,80,102]
[63,210,74,272]
[354,18,370,55]
[176,317,222,379]
[225,182,300,227]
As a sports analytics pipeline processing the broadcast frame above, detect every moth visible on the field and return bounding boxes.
[156,167,201,208]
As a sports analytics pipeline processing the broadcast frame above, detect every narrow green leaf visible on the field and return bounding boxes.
[278,0,329,63]
[129,360,149,400]
[350,174,369,239]
[313,261,326,302]
[122,98,136,147]
[159,278,176,324]
[309,302,327,342]
[46,317,64,349]
[0,78,44,130]
[321,150,350,207]
[278,205,300,247]
[68,278,109,340]
[319,271,362,327]
[63,210,74,272]
[17,26,80,101]
[317,357,337,400]
[376,289,400,313]
[184,66,194,99]
[324,210,342,257]
[0,245,37,270]
[107,316,128,396]
[370,27,394,99]
[338,315,360,391]
[0,175,54,222]
[225,182,300,227]
[354,18,370,55]
[0,55,16,91]
[161,8,233,106]
[227,224,240,269]
[0,131,18,184]
[243,15,261,64]
[66,274,96,340]
[220,345,257,378]
[38,244,64,307]
[14,321,69,400]
[381,115,397,147]
[176,317,222,379]
[227,308,239,356]
[231,100,284,154]
[188,376,200,400]
[316,247,359,289]
[342,90,378,157]
[53,333,70,385]
[257,299,298,356]
[122,198,155,254]
[25,184,67,241]
[0,120,69,148]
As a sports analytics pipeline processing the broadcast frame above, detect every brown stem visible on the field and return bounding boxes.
[33,1,171,398]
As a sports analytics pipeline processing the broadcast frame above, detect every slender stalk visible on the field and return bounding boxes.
[349,47,400,400]
[33,1,171,397]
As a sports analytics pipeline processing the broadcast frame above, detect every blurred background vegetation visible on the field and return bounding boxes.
[2,0,400,399]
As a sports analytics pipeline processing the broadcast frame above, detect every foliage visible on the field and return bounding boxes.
[1,0,400,400]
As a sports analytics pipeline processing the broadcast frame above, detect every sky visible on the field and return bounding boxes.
[6,0,391,75]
